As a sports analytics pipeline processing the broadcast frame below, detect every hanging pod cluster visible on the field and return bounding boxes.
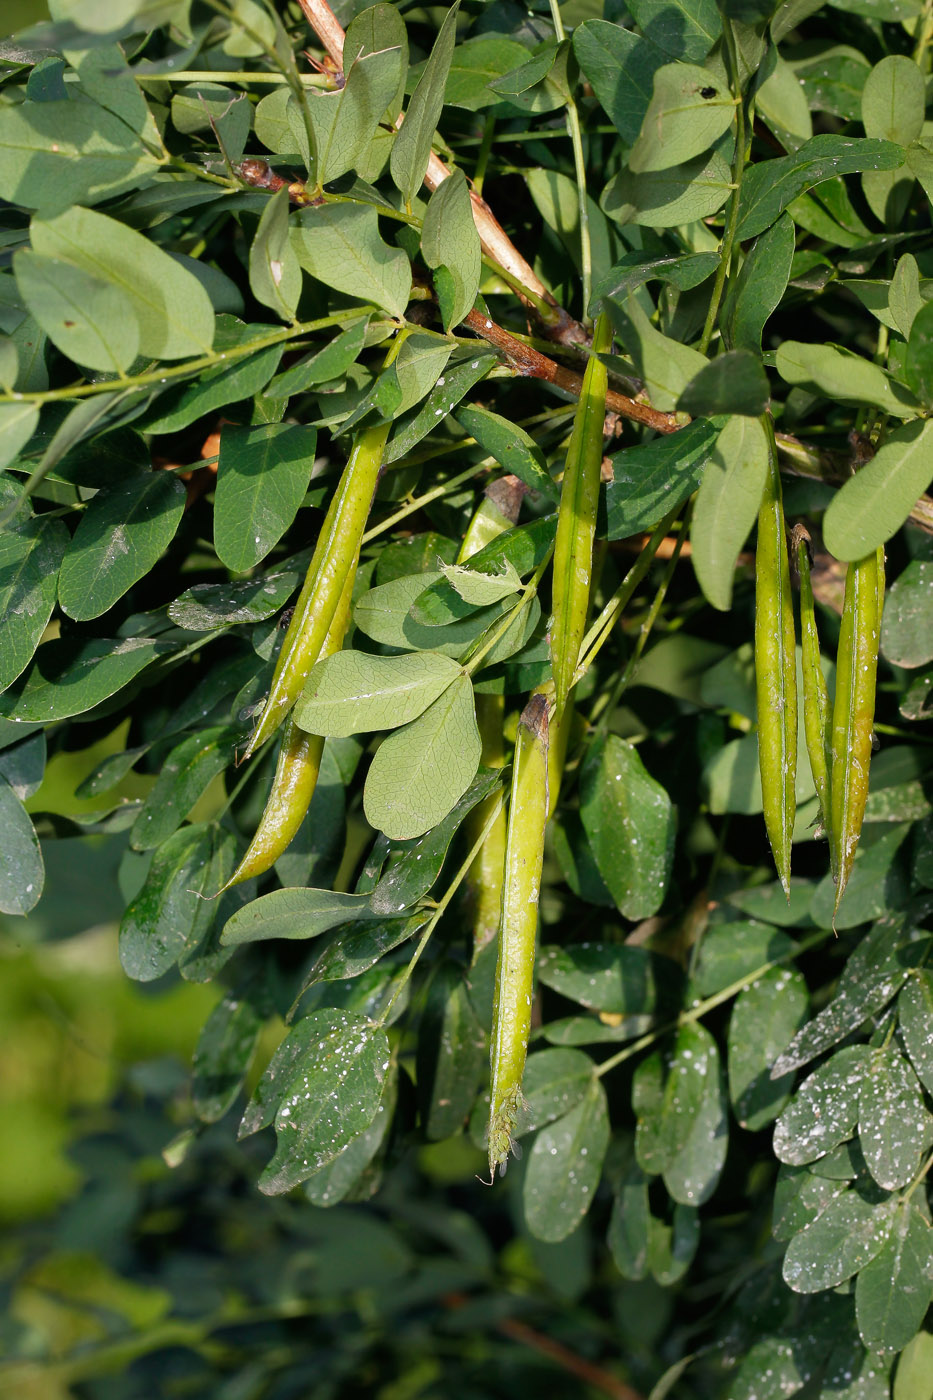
[485,315,612,1175]
[755,428,884,917]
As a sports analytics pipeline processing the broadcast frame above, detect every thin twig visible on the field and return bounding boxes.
[461,310,680,432]
[294,0,588,344]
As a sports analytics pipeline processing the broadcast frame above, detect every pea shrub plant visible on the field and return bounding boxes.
[2,0,933,1393]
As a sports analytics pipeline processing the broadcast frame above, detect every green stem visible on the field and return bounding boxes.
[473,113,497,196]
[571,503,681,688]
[595,927,833,1079]
[376,793,505,1027]
[698,19,749,357]
[548,0,591,320]
[591,508,690,741]
[0,311,377,407]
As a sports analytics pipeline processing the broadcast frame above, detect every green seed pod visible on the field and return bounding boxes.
[793,524,833,858]
[467,692,508,960]
[487,689,549,1180]
[224,555,357,890]
[830,545,885,918]
[245,419,390,758]
[755,427,797,896]
[550,312,612,715]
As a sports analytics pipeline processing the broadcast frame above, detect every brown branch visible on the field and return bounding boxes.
[463,310,680,433]
[497,1318,647,1400]
[293,0,588,344]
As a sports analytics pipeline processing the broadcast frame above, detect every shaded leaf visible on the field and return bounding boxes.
[605,418,718,539]
[0,773,44,915]
[773,1046,870,1166]
[579,735,675,920]
[858,1045,932,1190]
[691,414,769,612]
[523,1076,609,1242]
[728,966,809,1131]
[782,1189,897,1293]
[0,514,68,691]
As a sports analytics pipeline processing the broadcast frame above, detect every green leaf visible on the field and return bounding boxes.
[140,316,284,435]
[291,203,411,318]
[899,971,933,1095]
[0,635,173,722]
[757,52,813,147]
[605,418,718,539]
[303,1067,397,1208]
[58,472,186,621]
[782,1189,897,1293]
[130,726,235,852]
[677,350,770,417]
[737,135,905,239]
[30,205,214,360]
[411,516,556,627]
[0,773,44,915]
[690,414,769,612]
[520,1048,595,1134]
[442,36,530,111]
[692,917,793,997]
[523,1076,610,1242]
[591,250,719,314]
[888,254,925,341]
[297,651,462,738]
[307,46,404,187]
[222,887,376,947]
[304,913,426,987]
[579,735,675,920]
[722,214,796,355]
[536,942,669,1017]
[773,1046,870,1165]
[775,340,918,418]
[602,148,733,228]
[214,423,316,573]
[634,1023,714,1175]
[192,993,263,1125]
[728,966,809,1131]
[861,56,925,147]
[0,403,40,473]
[0,729,45,801]
[248,187,301,323]
[363,671,480,840]
[0,98,161,214]
[607,292,707,410]
[390,2,459,207]
[858,1045,932,1190]
[352,570,514,658]
[894,1332,933,1400]
[0,515,68,692]
[13,249,140,373]
[393,333,454,416]
[573,22,667,145]
[625,0,721,62]
[266,317,370,399]
[421,168,481,330]
[258,1010,390,1196]
[455,404,558,500]
[772,1165,848,1243]
[168,565,302,631]
[856,1205,933,1355]
[629,62,734,174]
[119,824,219,982]
[773,923,927,1077]
[904,299,933,407]
[417,962,486,1141]
[822,420,933,561]
[608,1145,651,1279]
[385,352,496,462]
[439,560,520,606]
[648,1203,700,1284]
[661,1037,728,1206]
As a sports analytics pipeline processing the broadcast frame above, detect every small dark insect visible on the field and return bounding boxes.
[278,606,296,629]
[699,86,717,98]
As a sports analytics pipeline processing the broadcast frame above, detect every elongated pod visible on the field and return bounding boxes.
[830,545,884,917]
[550,312,612,714]
[245,419,390,757]
[793,525,833,859]
[487,690,549,1180]
[755,425,797,896]
[222,564,357,890]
